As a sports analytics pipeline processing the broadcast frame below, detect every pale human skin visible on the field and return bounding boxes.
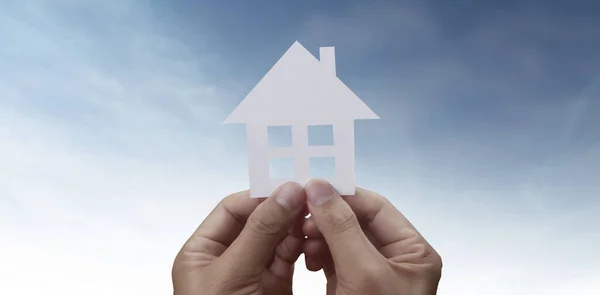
[172,179,442,295]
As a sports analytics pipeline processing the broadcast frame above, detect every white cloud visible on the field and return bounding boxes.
[0,1,247,294]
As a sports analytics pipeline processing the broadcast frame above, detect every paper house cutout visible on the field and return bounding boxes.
[225,41,379,197]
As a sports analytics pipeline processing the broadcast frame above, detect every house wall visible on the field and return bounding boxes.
[292,124,310,185]
[331,121,355,195]
[245,121,357,197]
[245,124,271,197]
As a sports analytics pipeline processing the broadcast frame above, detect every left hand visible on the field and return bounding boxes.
[172,182,307,295]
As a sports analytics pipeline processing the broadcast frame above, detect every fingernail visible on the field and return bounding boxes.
[276,182,304,210]
[306,179,334,207]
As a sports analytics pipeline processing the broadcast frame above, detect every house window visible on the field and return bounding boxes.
[269,157,294,179]
[309,157,335,178]
[268,125,293,147]
[308,125,334,146]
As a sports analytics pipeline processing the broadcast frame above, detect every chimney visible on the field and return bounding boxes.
[319,46,336,76]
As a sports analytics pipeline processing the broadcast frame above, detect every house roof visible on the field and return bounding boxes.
[224,41,379,125]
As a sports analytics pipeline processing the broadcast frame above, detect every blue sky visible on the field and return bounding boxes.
[1,0,599,294]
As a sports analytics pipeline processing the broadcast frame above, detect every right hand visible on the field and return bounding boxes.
[302,179,442,295]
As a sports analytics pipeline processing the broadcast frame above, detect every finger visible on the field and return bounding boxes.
[178,190,263,259]
[303,237,326,272]
[302,216,322,238]
[268,216,306,282]
[221,182,306,272]
[303,238,336,279]
[303,238,326,256]
[345,188,432,258]
[305,254,323,272]
[305,179,382,270]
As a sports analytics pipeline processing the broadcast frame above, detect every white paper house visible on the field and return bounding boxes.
[225,41,379,197]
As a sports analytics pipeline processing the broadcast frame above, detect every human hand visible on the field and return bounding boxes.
[302,179,443,295]
[172,182,307,295]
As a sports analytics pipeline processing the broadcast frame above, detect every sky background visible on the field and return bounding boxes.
[1,0,599,294]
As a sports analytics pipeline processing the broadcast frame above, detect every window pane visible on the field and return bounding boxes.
[308,125,334,146]
[309,157,335,178]
[269,157,294,179]
[268,125,293,147]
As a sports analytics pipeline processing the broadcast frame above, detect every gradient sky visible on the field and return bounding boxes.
[1,0,599,294]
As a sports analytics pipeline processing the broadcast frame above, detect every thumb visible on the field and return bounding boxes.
[305,179,380,270]
[221,182,306,272]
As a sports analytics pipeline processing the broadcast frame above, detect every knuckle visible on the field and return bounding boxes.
[246,211,282,237]
[394,246,443,280]
[279,238,296,262]
[428,249,443,277]
[418,239,443,275]
[323,202,359,234]
[411,242,430,260]
[389,230,443,280]
[416,246,442,277]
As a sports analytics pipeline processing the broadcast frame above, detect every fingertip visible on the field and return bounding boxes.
[275,181,306,211]
[305,179,336,207]
[304,255,324,272]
